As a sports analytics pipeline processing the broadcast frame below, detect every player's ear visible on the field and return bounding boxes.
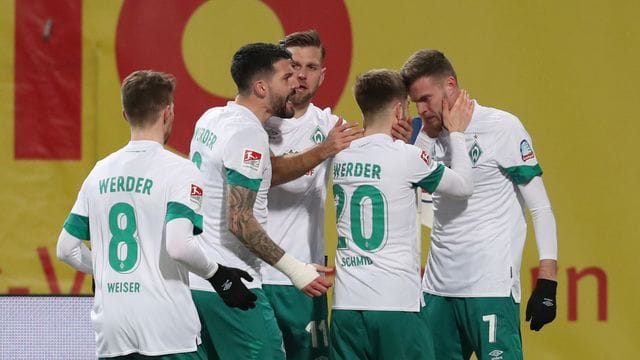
[254,80,267,98]
[445,76,458,96]
[393,101,402,123]
[318,67,326,87]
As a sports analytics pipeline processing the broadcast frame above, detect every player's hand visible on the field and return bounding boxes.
[319,118,364,158]
[392,117,412,143]
[208,264,257,311]
[302,264,333,297]
[525,278,557,331]
[443,89,474,133]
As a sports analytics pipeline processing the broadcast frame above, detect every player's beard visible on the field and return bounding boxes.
[421,112,443,136]
[422,92,449,135]
[289,87,314,107]
[270,90,295,118]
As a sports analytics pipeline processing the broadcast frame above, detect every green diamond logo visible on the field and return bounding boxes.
[310,126,325,144]
[469,141,482,166]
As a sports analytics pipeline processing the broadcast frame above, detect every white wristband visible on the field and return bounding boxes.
[274,253,319,290]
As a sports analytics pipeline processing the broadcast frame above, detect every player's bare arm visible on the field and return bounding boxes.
[271,119,364,186]
[537,259,557,280]
[227,183,285,265]
[227,183,332,296]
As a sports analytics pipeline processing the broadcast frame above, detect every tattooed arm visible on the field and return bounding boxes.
[226,184,332,296]
[226,183,284,265]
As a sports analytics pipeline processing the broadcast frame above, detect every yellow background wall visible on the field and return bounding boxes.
[1,1,638,358]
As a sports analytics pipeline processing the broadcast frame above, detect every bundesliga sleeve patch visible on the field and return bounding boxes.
[420,150,432,166]
[242,149,263,172]
[520,139,535,161]
[190,184,203,209]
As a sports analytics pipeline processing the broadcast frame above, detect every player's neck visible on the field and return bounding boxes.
[293,102,311,118]
[363,118,392,137]
[130,130,164,144]
[235,96,270,124]
[130,122,165,144]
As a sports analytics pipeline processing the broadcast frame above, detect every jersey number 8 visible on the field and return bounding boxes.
[108,202,141,273]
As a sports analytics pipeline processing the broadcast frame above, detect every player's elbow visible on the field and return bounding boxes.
[165,239,187,263]
[56,231,75,262]
[227,210,254,240]
[457,180,474,199]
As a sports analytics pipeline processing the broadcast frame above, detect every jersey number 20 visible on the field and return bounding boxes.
[333,184,388,252]
[108,202,140,273]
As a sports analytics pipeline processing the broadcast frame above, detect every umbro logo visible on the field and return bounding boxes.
[489,349,503,359]
[222,280,232,291]
[542,298,554,307]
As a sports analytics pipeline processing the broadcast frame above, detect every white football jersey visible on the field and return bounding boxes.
[63,140,205,357]
[188,102,271,291]
[332,134,444,311]
[261,104,340,284]
[417,102,543,302]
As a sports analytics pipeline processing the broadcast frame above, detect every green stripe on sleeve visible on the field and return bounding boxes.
[414,163,445,193]
[225,168,262,192]
[166,202,204,235]
[502,164,543,185]
[63,213,90,240]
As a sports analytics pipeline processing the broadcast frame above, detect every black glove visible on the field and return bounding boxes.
[208,264,257,311]
[525,278,557,331]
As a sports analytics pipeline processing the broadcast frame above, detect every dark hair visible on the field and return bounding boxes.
[354,69,407,117]
[121,70,175,127]
[231,43,292,95]
[279,30,325,61]
[400,49,457,88]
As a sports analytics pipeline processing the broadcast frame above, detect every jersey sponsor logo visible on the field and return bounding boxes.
[190,184,203,208]
[420,150,432,166]
[310,126,326,144]
[469,140,483,166]
[520,139,535,161]
[242,149,263,171]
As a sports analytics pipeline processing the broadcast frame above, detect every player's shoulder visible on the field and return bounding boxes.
[158,149,201,175]
[195,105,227,126]
[392,140,436,167]
[90,146,126,171]
[392,139,422,154]
[309,103,341,127]
[475,102,525,132]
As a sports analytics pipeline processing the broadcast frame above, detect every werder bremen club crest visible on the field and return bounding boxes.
[310,126,326,144]
[468,139,482,166]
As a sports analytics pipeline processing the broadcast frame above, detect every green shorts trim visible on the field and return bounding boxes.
[263,284,329,360]
[99,345,206,360]
[330,309,433,360]
[191,289,284,360]
[420,293,523,360]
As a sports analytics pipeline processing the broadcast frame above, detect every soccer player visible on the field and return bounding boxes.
[261,30,360,360]
[329,69,475,360]
[188,43,332,360]
[56,70,256,359]
[401,49,559,360]
[262,31,412,359]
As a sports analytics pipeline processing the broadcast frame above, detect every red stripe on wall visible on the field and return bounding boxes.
[14,0,82,160]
